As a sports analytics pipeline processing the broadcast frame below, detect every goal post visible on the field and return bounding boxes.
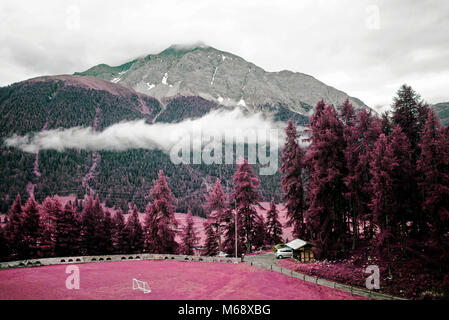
[132,278,151,293]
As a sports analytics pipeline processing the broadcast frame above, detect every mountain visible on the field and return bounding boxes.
[431,102,449,126]
[0,44,371,216]
[75,44,369,120]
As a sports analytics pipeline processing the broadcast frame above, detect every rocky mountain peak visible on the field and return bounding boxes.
[75,44,370,116]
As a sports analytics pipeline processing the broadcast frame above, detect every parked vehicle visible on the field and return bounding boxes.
[273,244,286,252]
[217,251,228,257]
[275,247,293,259]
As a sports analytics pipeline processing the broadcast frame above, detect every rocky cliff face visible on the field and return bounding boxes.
[76,44,369,116]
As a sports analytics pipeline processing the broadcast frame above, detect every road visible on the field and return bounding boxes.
[244,252,277,269]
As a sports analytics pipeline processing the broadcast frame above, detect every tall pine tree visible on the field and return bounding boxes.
[21,196,41,259]
[204,179,228,253]
[111,209,126,254]
[123,206,144,253]
[55,203,81,257]
[369,134,398,277]
[265,200,283,245]
[232,159,263,253]
[180,210,199,255]
[143,170,178,254]
[5,195,24,259]
[280,120,307,238]
[305,103,348,259]
[417,110,449,246]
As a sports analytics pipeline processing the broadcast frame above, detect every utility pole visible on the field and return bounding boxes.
[235,200,238,258]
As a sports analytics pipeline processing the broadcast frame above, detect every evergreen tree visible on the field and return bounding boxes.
[280,120,307,238]
[143,170,178,254]
[232,159,262,253]
[252,213,267,250]
[143,202,157,253]
[353,108,381,240]
[381,111,393,135]
[417,110,449,246]
[123,206,144,253]
[265,200,283,245]
[5,194,24,259]
[392,84,429,161]
[80,195,105,255]
[204,179,227,252]
[202,219,219,256]
[369,134,398,277]
[389,125,414,256]
[221,208,245,257]
[39,197,61,258]
[21,196,41,259]
[305,103,348,259]
[102,209,114,254]
[340,100,360,249]
[55,203,81,257]
[180,210,199,255]
[111,209,126,254]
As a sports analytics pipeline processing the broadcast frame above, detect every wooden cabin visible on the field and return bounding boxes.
[285,239,315,263]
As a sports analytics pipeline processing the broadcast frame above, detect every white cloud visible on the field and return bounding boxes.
[4,109,291,153]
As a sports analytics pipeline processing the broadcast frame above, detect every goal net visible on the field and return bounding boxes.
[132,278,151,293]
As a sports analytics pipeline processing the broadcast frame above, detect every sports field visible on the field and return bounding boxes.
[0,260,365,300]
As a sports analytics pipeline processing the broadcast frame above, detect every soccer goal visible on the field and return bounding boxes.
[132,278,151,293]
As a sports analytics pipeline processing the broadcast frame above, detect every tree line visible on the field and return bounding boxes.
[279,84,448,278]
[0,164,283,261]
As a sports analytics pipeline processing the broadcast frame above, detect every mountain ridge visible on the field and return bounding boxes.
[75,44,370,116]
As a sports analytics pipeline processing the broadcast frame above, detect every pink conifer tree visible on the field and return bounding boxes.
[204,179,228,253]
[55,203,81,257]
[21,196,41,259]
[232,159,263,253]
[123,205,144,253]
[5,194,24,259]
[305,103,348,259]
[265,200,283,245]
[280,120,307,238]
[144,170,178,254]
[369,134,398,277]
[417,110,449,246]
[111,208,126,254]
[39,197,62,257]
[180,210,199,255]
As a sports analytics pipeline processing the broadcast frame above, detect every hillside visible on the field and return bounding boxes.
[0,75,282,214]
[432,102,449,126]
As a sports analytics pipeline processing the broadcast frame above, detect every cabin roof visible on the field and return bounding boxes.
[285,239,312,250]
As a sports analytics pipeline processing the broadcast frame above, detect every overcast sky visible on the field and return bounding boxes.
[1,0,448,110]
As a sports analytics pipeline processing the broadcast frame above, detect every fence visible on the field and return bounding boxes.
[246,260,406,300]
[0,253,242,270]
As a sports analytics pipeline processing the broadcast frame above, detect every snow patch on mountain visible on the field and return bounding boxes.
[162,72,168,85]
[211,67,218,86]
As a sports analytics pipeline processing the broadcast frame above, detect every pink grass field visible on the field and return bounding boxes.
[0,260,365,300]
